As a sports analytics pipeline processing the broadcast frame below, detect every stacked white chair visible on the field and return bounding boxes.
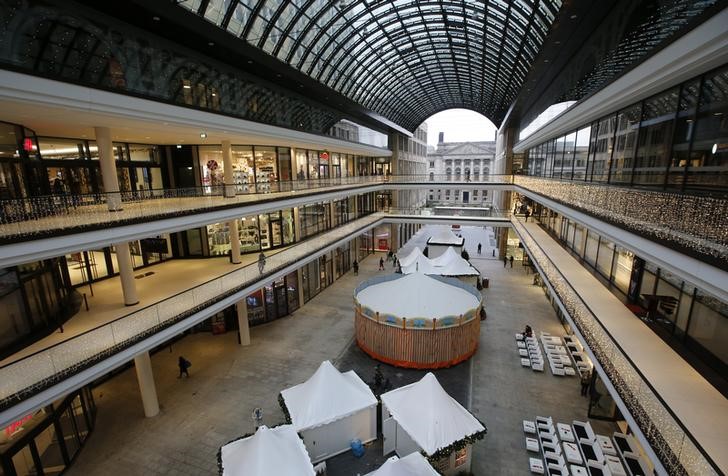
[541,332,575,376]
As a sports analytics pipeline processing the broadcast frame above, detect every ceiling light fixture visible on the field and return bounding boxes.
[200,132,207,139]
[152,16,160,21]
[176,144,182,149]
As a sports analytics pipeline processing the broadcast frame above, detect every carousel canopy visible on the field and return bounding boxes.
[364,452,440,476]
[356,273,479,319]
[427,227,464,246]
[380,373,485,455]
[400,254,438,275]
[219,425,314,476]
[281,361,377,431]
[429,246,461,267]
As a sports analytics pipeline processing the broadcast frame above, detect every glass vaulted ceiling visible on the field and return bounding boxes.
[177,0,562,131]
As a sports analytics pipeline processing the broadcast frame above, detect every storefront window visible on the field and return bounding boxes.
[128,144,160,163]
[590,117,616,182]
[307,150,319,179]
[286,271,299,312]
[295,149,308,180]
[300,203,330,239]
[611,247,633,294]
[198,146,225,191]
[687,67,728,191]
[319,151,330,178]
[246,289,265,325]
[240,216,261,253]
[611,104,642,184]
[277,147,292,182]
[254,146,277,187]
[596,237,615,278]
[634,88,679,186]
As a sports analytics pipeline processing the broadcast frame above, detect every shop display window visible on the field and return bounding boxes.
[277,147,292,182]
[199,146,225,191]
[246,289,265,325]
[232,146,255,192]
[307,150,319,179]
[295,149,308,180]
[286,271,299,312]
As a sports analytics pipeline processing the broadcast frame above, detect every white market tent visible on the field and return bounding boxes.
[426,227,465,259]
[397,246,423,268]
[364,452,440,476]
[380,373,485,475]
[401,246,479,280]
[280,361,377,463]
[219,424,315,476]
[356,273,480,320]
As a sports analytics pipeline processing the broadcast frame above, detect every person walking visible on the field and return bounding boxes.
[477,243,482,255]
[258,252,266,274]
[379,257,385,270]
[353,260,359,275]
[509,255,514,268]
[503,256,508,268]
[178,356,191,378]
[580,370,591,396]
[525,209,531,222]
[387,250,393,262]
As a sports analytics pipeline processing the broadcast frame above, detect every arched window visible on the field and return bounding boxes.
[429,172,434,181]
[455,167,461,180]
[446,168,452,181]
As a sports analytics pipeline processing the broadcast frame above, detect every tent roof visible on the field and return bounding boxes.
[380,373,485,455]
[397,246,423,268]
[356,273,479,319]
[281,361,377,431]
[427,227,464,246]
[429,246,460,267]
[220,425,314,476]
[402,247,479,277]
[364,452,440,476]
[400,255,437,275]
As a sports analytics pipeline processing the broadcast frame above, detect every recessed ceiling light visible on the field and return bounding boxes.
[145,136,151,139]
[554,40,561,45]
[183,84,191,89]
[276,74,282,78]
[152,16,160,21]
[570,14,578,19]
[713,112,723,116]
[247,60,253,64]
[208,41,215,46]
[200,132,208,139]
[544,59,549,63]
[176,144,182,149]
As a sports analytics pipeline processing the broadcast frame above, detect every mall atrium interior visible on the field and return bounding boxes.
[0,0,726,475]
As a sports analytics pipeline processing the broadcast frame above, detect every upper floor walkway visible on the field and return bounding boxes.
[1,174,725,303]
[0,212,724,474]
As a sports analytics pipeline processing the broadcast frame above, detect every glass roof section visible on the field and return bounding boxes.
[177,0,562,131]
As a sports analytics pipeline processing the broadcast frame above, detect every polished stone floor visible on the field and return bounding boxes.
[65,226,616,476]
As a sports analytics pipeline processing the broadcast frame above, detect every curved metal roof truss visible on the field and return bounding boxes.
[179,0,562,131]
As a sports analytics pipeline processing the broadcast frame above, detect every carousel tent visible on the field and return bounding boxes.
[364,452,440,476]
[356,273,479,319]
[429,246,461,267]
[397,246,423,268]
[218,425,315,476]
[280,361,377,463]
[381,373,485,456]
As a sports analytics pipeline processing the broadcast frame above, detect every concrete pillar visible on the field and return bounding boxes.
[297,268,305,306]
[134,352,159,418]
[329,200,336,227]
[391,224,399,252]
[293,206,302,240]
[229,219,241,264]
[222,140,235,197]
[236,299,250,346]
[95,126,122,211]
[114,241,139,306]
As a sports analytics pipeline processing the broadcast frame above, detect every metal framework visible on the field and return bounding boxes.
[178,0,562,131]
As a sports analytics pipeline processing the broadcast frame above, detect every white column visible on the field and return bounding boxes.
[222,140,235,197]
[114,241,139,306]
[329,200,336,227]
[236,299,250,346]
[134,352,159,418]
[229,219,241,264]
[95,126,122,211]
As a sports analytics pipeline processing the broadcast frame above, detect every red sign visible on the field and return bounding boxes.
[319,151,329,160]
[22,138,33,152]
[4,413,34,438]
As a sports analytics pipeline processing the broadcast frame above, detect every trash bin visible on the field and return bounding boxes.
[350,439,365,458]
[483,277,490,288]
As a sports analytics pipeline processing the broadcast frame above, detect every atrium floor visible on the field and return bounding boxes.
[63,226,616,475]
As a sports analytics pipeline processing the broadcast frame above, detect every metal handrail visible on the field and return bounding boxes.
[513,217,720,475]
[0,213,384,410]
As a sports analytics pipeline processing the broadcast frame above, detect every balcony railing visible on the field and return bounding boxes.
[513,218,720,475]
[0,213,384,413]
[0,175,514,242]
